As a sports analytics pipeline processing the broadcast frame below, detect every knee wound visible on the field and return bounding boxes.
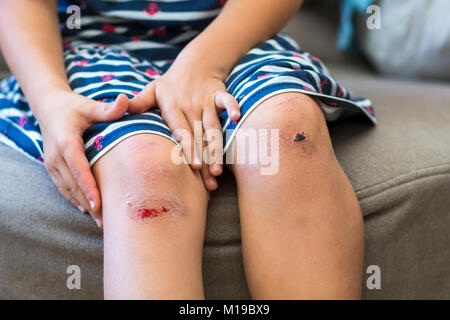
[125,193,183,222]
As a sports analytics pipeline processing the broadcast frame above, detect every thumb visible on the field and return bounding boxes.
[214,90,240,121]
[128,81,157,114]
[85,93,129,123]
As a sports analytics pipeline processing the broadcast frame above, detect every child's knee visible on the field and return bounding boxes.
[229,93,335,175]
[94,134,204,222]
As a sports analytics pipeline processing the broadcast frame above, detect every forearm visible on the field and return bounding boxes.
[0,0,70,118]
[176,0,303,80]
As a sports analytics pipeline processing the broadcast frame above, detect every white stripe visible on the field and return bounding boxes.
[278,33,301,50]
[79,86,145,98]
[119,40,174,51]
[306,70,321,91]
[68,70,150,83]
[0,114,43,153]
[85,118,170,148]
[88,130,181,167]
[232,75,314,109]
[0,108,34,118]
[0,134,44,166]
[66,59,149,72]
[100,8,221,21]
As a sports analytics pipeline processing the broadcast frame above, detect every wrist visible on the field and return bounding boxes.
[31,85,73,121]
[175,39,234,81]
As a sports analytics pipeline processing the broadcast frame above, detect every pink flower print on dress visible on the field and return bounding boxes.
[92,136,105,152]
[257,73,274,80]
[18,116,28,128]
[75,60,89,67]
[220,0,228,6]
[320,78,328,93]
[102,24,116,33]
[152,27,166,36]
[302,85,313,92]
[310,56,323,64]
[145,68,159,77]
[144,3,161,16]
[101,73,116,82]
[36,156,44,163]
[63,41,72,49]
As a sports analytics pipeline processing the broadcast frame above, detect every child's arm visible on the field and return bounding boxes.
[0,0,69,109]
[0,0,129,226]
[129,0,303,190]
[180,0,303,80]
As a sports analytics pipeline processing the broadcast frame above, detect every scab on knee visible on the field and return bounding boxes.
[293,132,307,143]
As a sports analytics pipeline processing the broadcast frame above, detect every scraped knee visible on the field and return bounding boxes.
[126,196,184,223]
[100,134,196,222]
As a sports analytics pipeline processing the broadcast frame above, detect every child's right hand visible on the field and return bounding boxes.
[36,90,129,227]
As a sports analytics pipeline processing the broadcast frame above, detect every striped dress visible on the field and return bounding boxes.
[0,0,375,166]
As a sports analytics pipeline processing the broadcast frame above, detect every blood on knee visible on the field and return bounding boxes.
[125,195,183,223]
[135,206,169,219]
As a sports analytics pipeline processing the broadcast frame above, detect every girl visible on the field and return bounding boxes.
[0,0,375,299]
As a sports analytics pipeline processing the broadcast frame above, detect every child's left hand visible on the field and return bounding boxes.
[128,56,240,191]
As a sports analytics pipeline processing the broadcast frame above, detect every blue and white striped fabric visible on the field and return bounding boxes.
[0,0,375,166]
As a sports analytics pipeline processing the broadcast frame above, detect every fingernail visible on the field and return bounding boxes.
[214,164,222,173]
[209,178,217,187]
[89,200,95,210]
[95,218,103,229]
[231,110,240,117]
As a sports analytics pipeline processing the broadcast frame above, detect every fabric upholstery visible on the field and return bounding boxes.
[0,3,449,299]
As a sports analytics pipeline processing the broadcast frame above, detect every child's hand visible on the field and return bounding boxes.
[37,90,129,227]
[128,60,240,190]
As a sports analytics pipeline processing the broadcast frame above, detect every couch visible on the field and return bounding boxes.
[1,1,449,299]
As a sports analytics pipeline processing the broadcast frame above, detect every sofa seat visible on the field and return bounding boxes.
[1,60,449,299]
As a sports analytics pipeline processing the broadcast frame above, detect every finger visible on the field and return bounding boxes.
[84,93,129,123]
[200,163,218,191]
[50,168,85,213]
[162,108,200,170]
[183,108,204,170]
[128,81,157,114]
[60,136,102,224]
[214,90,240,121]
[58,161,92,215]
[202,107,223,177]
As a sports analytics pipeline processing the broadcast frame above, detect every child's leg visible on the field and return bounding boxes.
[228,93,364,299]
[92,134,208,299]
